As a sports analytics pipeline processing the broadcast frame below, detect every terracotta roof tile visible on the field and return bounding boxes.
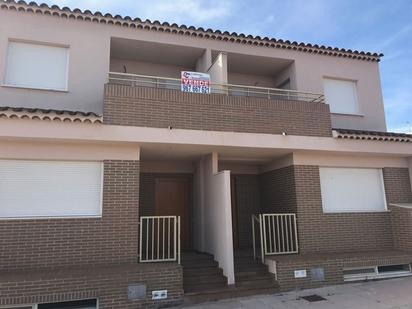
[333,128,412,143]
[1,0,383,62]
[0,106,103,124]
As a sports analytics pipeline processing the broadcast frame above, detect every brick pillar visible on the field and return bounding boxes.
[103,160,140,262]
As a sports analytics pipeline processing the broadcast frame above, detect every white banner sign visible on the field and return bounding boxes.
[181,71,210,94]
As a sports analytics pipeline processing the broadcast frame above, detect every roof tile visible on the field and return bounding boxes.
[0,106,103,124]
[1,0,383,62]
[333,128,412,143]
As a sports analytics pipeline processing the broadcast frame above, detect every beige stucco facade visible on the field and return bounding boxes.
[0,117,411,181]
[2,3,412,307]
[0,7,386,131]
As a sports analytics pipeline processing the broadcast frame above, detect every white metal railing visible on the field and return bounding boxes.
[108,72,325,103]
[139,216,181,264]
[252,213,298,263]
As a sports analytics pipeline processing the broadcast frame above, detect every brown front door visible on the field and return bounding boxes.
[155,177,190,249]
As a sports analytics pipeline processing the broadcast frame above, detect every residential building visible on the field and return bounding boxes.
[1,1,412,308]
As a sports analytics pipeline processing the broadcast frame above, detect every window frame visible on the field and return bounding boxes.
[0,305,36,309]
[0,298,99,309]
[319,166,388,214]
[0,159,104,220]
[322,76,361,116]
[3,39,70,92]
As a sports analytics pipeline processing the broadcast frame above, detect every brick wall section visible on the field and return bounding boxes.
[0,263,183,308]
[273,251,412,291]
[0,160,140,271]
[384,167,412,251]
[294,165,393,253]
[104,84,332,137]
[260,166,297,214]
[383,167,412,204]
[259,165,397,254]
[390,205,412,251]
[233,175,261,248]
[274,257,342,291]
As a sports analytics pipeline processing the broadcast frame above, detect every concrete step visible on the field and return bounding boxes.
[182,259,218,268]
[183,267,224,278]
[181,252,214,262]
[235,276,276,288]
[184,280,228,293]
[181,251,279,305]
[184,274,227,286]
[234,255,259,262]
[234,250,255,257]
[235,264,268,273]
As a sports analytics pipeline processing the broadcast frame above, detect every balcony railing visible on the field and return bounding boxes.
[108,72,325,104]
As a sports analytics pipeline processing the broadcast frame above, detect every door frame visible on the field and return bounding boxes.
[231,175,239,249]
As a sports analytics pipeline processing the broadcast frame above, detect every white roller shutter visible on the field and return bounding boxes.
[0,160,102,219]
[323,78,359,114]
[319,167,387,213]
[5,41,69,91]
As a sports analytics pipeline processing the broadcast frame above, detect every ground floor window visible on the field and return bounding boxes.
[319,167,387,213]
[0,299,98,309]
[0,160,103,219]
[38,299,97,309]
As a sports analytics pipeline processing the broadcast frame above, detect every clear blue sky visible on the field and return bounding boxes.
[47,0,412,132]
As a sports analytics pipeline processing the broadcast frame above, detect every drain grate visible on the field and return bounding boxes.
[301,294,327,302]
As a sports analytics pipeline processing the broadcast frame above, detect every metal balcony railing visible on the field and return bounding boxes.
[139,215,181,264]
[252,213,299,263]
[108,72,325,103]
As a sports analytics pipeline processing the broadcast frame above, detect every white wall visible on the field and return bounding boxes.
[273,62,297,90]
[228,72,276,88]
[195,153,235,284]
[110,58,193,78]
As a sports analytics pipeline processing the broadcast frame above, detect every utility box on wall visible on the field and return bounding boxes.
[128,284,146,300]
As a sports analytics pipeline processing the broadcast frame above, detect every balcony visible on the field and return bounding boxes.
[104,73,332,137]
[108,72,325,104]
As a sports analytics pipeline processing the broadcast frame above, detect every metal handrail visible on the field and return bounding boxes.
[139,215,181,264]
[108,72,325,103]
[252,214,265,263]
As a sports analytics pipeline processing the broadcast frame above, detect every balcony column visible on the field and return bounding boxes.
[195,49,212,73]
[207,52,228,93]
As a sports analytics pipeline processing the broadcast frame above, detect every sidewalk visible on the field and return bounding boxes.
[176,276,412,308]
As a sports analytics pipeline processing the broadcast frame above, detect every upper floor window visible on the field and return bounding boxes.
[323,78,359,115]
[4,41,69,91]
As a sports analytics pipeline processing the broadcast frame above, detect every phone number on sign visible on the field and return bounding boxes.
[181,84,210,94]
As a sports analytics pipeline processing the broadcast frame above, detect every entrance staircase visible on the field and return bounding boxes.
[182,250,278,304]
